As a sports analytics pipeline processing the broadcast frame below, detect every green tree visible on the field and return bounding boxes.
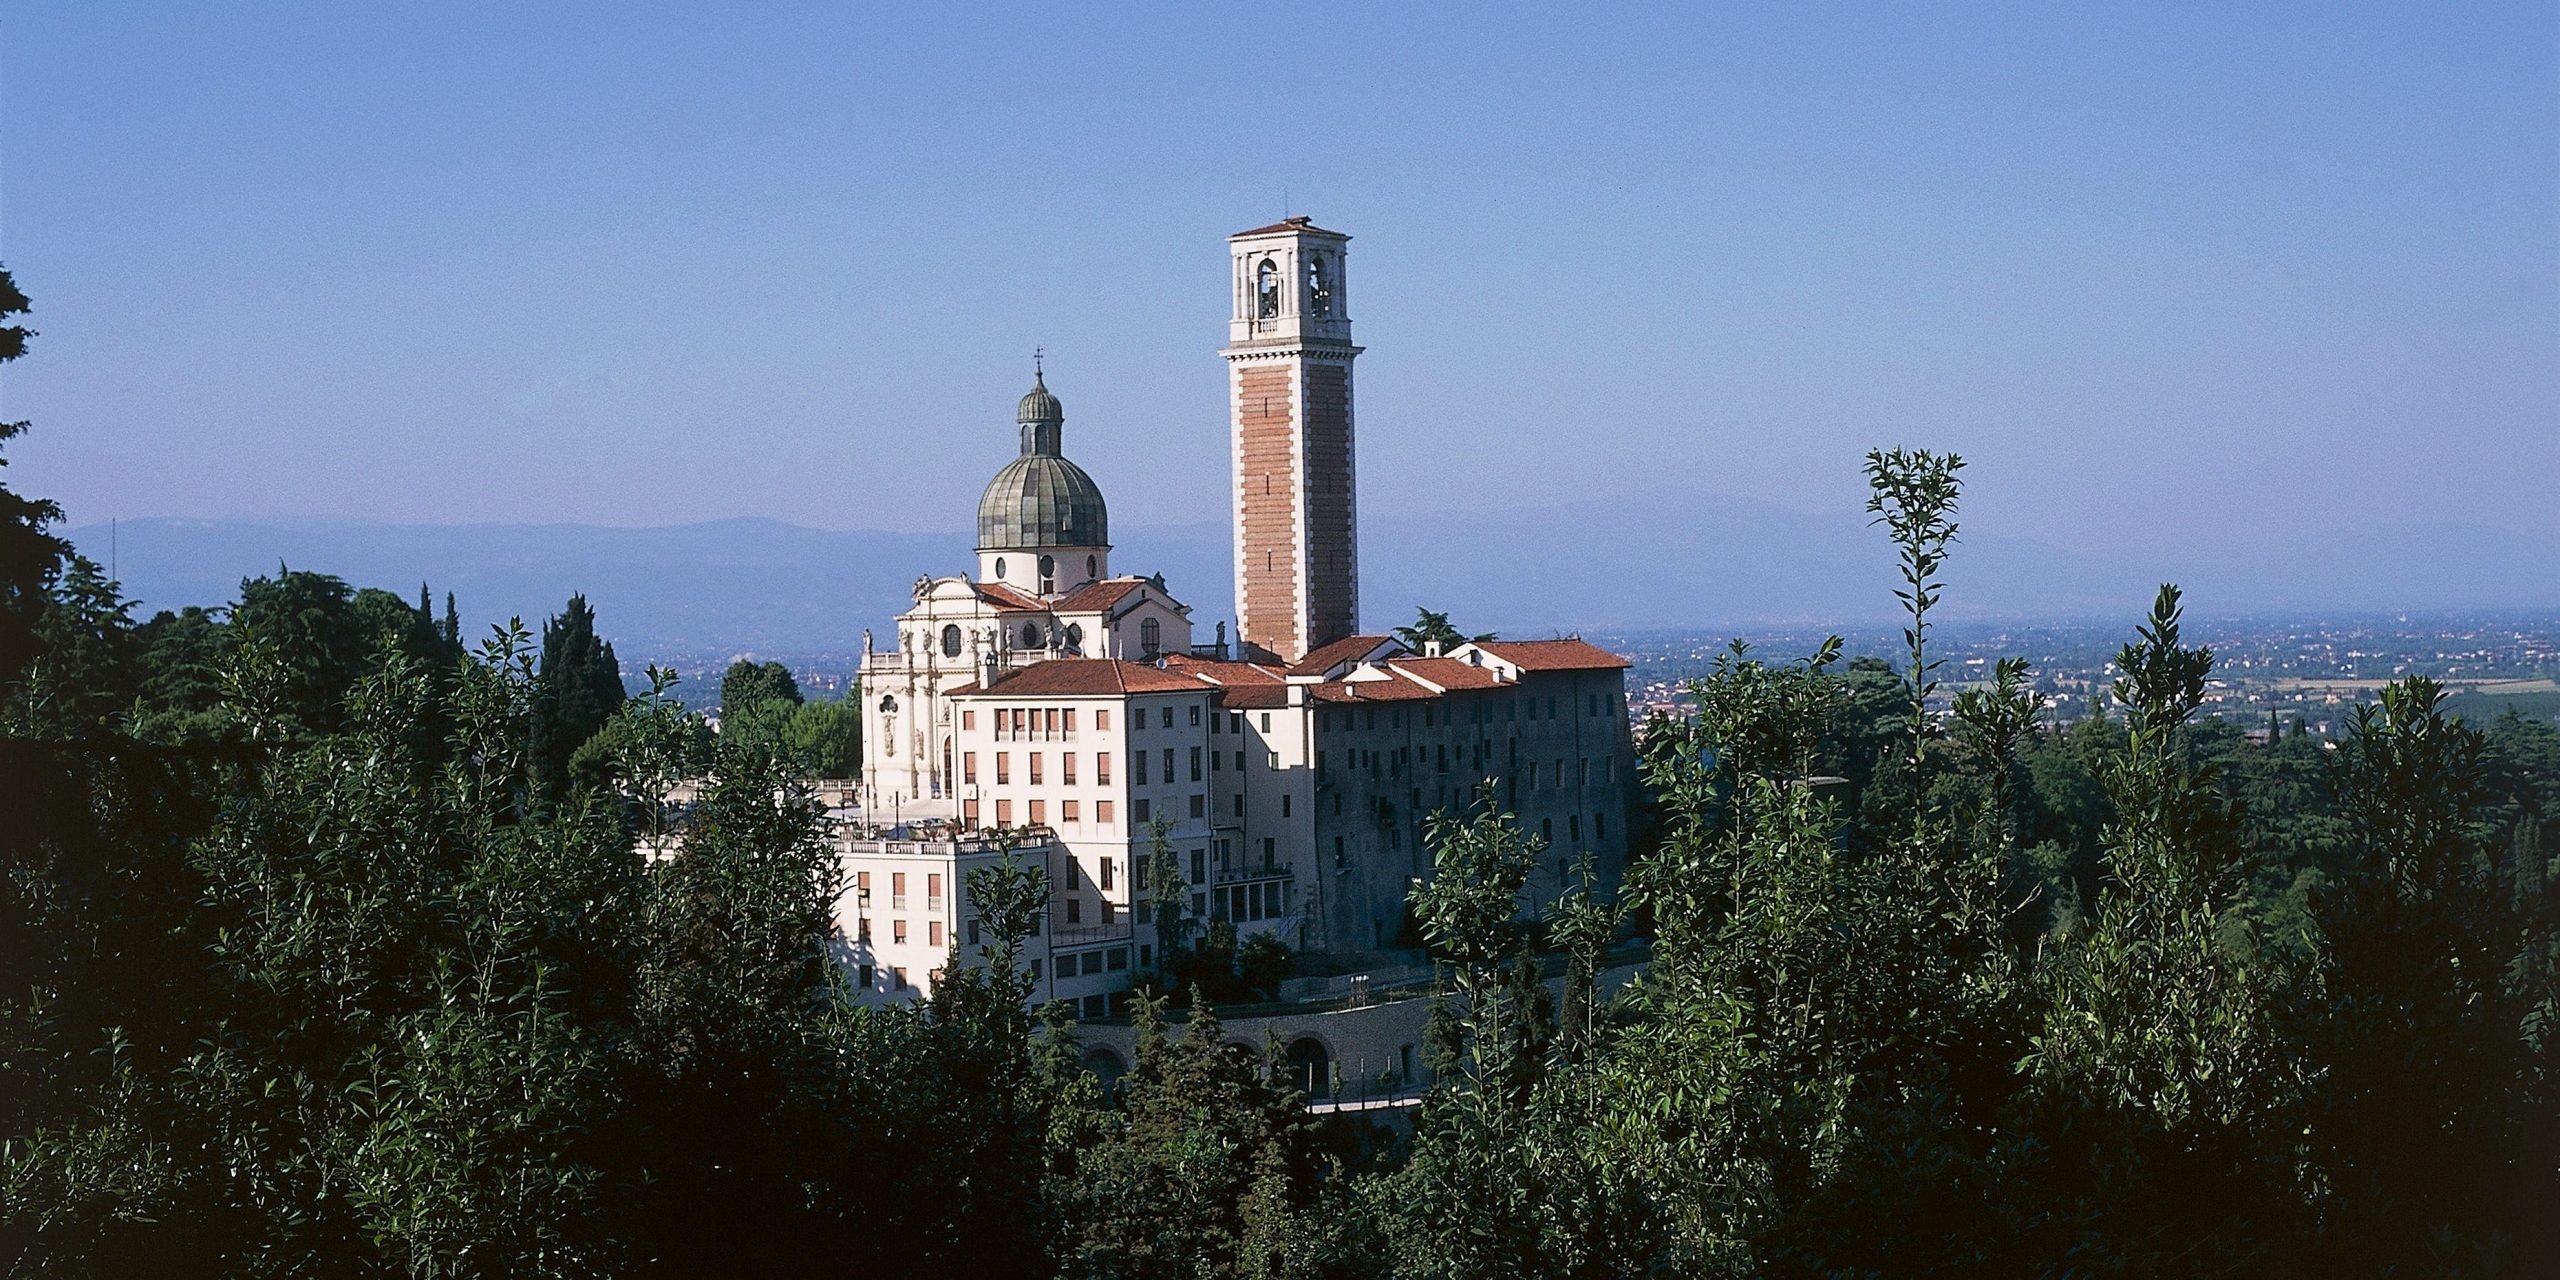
[720,658,803,719]
[2026,586,2313,1268]
[531,593,627,788]
[1392,608,1492,653]
[0,265,64,688]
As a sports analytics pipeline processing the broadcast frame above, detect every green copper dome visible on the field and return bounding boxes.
[978,374,1108,551]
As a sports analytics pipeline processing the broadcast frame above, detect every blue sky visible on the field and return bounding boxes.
[6,3,2553,561]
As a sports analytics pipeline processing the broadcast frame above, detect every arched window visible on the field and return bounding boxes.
[1306,253,1332,319]
[1038,554,1056,594]
[1139,616,1162,657]
[1255,258,1279,318]
[1065,622,1084,649]
[940,624,962,657]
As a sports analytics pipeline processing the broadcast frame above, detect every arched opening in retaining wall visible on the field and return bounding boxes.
[1284,1035,1332,1100]
[1082,1046,1127,1088]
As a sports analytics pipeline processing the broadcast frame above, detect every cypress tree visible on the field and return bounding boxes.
[532,593,627,788]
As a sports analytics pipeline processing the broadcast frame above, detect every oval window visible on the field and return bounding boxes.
[1022,623,1042,649]
[994,556,1007,579]
[1086,554,1097,579]
[1066,622,1084,647]
[941,624,962,657]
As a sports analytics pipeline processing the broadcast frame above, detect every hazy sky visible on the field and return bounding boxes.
[7,4,2553,558]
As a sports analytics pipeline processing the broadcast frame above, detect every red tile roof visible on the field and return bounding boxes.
[973,582,1047,612]
[1343,673,1441,702]
[1471,639,1633,672]
[1285,633,1397,677]
[1049,578,1148,613]
[1231,215,1348,240]
[1162,654,1284,685]
[952,660,1207,697]
[1385,656,1504,691]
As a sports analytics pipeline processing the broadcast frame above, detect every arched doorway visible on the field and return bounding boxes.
[1082,1047,1127,1102]
[1284,1036,1332,1101]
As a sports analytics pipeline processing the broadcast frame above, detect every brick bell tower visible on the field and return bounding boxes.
[1223,216,1361,664]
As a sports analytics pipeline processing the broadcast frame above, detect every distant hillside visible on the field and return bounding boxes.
[66,491,2560,659]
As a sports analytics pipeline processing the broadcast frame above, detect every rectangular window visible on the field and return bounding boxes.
[1259,712,1271,731]
[857,870,871,897]
[995,799,1013,825]
[893,919,909,944]
[893,966,907,989]
[858,963,873,988]
[995,752,1010,784]
[1062,799,1080,823]
[1029,958,1042,981]
[1028,799,1045,825]
[1281,794,1292,818]
[1189,748,1202,781]
[961,710,975,730]
[966,918,980,946]
[1235,751,1246,772]
[1097,752,1111,785]
[1596,812,1607,839]
[1029,753,1044,785]
[1232,794,1244,818]
[1101,857,1115,890]
[1186,705,1199,727]
[1044,708,1059,734]
[1097,800,1113,825]
[1164,748,1176,782]
[1191,849,1206,882]
[1190,794,1205,818]
[891,872,907,907]
[1570,814,1581,842]
[1106,946,1128,971]
[1134,797,1151,823]
[963,798,980,826]
[1096,708,1110,731]
[1064,708,1077,732]
[1066,898,1081,924]
[963,752,977,784]
[1230,712,1243,734]
[858,917,872,942]
[927,873,941,903]
[1102,900,1116,925]
[1579,758,1589,786]
[929,920,944,947]
[1133,750,1148,784]
[1263,836,1276,864]
[1062,753,1077,785]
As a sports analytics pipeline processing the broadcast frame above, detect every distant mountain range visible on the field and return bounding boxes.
[66,489,2560,663]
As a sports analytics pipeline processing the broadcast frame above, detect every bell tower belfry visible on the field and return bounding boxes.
[1222,216,1361,664]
